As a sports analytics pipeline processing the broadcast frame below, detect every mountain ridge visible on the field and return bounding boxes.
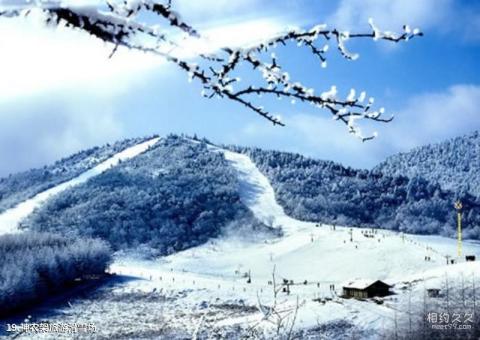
[0,132,479,253]
[374,130,480,196]
[0,136,154,213]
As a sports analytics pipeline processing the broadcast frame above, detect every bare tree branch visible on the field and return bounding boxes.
[0,0,423,141]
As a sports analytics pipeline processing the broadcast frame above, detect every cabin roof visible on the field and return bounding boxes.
[342,279,392,290]
[424,283,442,290]
[423,278,443,290]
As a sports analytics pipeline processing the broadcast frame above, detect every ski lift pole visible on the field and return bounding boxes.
[454,200,463,258]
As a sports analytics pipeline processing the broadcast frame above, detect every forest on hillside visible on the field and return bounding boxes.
[2,132,478,255]
[375,131,480,196]
[230,145,480,239]
[0,137,152,213]
[25,136,266,255]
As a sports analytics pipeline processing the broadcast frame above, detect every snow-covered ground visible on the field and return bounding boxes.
[1,140,479,338]
[0,137,160,235]
[108,144,480,337]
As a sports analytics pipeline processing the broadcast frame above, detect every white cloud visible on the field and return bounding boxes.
[387,84,480,149]
[0,4,293,175]
[0,12,163,102]
[176,18,287,57]
[330,0,452,31]
[0,7,290,102]
[235,84,480,169]
[0,6,161,176]
[175,0,262,20]
[0,89,124,176]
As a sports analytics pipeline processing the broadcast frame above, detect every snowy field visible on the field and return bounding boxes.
[0,138,478,339]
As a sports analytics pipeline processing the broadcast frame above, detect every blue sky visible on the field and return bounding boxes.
[0,0,479,176]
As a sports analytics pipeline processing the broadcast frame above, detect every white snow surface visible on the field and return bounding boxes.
[109,142,480,336]
[0,137,160,235]
[222,150,286,226]
[2,138,479,338]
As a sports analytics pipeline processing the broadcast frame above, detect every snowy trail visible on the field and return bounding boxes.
[188,138,291,229]
[222,150,286,227]
[168,143,480,275]
[212,147,311,237]
[0,137,160,235]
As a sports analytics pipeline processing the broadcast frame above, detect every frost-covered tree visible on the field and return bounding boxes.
[0,136,150,213]
[375,131,480,195]
[228,145,480,239]
[0,232,112,316]
[25,136,269,253]
[0,0,422,141]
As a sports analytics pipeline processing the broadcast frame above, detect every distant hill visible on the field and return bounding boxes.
[0,137,151,213]
[228,144,480,239]
[374,131,480,196]
[25,136,265,256]
[1,132,479,257]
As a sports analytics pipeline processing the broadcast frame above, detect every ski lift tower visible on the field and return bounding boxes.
[454,200,463,258]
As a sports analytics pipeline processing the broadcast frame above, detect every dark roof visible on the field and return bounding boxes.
[342,279,392,290]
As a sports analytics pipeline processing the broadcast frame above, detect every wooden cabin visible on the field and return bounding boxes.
[466,255,476,262]
[342,279,392,299]
[427,288,441,298]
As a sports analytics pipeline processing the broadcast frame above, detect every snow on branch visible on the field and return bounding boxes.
[0,0,423,141]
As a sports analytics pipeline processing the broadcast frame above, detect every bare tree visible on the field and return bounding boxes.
[473,273,477,315]
[0,0,423,141]
[253,265,304,338]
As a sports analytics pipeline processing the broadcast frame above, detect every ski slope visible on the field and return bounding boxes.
[0,137,160,235]
[221,150,287,228]
[110,143,480,336]
[1,138,479,337]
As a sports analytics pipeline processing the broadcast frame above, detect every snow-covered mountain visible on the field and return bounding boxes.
[0,137,152,214]
[21,136,267,255]
[0,134,479,339]
[230,143,480,240]
[3,134,479,247]
[0,137,160,235]
[375,130,480,196]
